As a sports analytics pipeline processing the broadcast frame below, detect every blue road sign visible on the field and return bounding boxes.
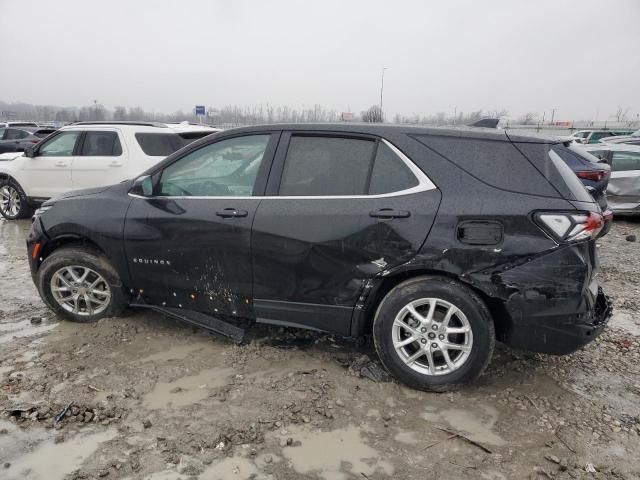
[195,105,206,116]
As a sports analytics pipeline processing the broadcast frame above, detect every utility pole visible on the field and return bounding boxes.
[93,100,98,120]
[379,67,387,122]
[550,108,556,125]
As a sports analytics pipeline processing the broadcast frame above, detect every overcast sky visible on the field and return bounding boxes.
[1,0,639,120]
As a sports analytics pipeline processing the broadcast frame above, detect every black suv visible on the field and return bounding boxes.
[27,124,612,391]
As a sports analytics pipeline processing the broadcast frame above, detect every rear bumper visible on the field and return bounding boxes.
[505,286,611,354]
[476,241,612,355]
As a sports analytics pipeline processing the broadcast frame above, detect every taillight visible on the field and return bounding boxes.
[575,170,609,182]
[535,211,604,242]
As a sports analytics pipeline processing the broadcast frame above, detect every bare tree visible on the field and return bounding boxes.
[113,106,127,120]
[517,112,537,125]
[361,105,384,123]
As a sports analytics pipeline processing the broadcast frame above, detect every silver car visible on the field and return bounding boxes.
[584,144,640,214]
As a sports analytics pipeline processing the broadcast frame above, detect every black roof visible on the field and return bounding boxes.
[218,123,562,144]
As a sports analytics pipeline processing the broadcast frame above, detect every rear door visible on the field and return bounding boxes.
[251,132,441,335]
[72,129,127,189]
[22,130,80,198]
[608,151,640,208]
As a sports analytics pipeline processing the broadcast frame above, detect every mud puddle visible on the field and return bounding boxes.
[0,420,116,480]
[610,309,640,335]
[421,404,506,446]
[142,366,233,409]
[274,424,394,480]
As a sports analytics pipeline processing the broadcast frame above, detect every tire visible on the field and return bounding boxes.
[37,246,128,323]
[373,276,495,392]
[0,178,32,220]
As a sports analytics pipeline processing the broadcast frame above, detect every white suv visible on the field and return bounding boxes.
[0,121,220,219]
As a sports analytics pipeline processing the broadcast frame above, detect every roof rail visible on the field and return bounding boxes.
[70,121,168,128]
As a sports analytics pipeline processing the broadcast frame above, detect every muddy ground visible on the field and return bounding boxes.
[0,218,639,480]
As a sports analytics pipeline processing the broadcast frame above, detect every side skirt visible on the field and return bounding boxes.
[253,299,353,336]
[130,303,245,343]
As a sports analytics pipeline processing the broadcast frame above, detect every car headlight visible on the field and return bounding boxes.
[33,205,53,219]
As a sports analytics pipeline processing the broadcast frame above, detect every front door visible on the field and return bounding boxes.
[23,130,80,198]
[72,129,128,189]
[251,132,441,335]
[124,132,279,318]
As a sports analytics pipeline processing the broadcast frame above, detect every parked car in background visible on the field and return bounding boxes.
[0,121,220,219]
[569,129,633,144]
[0,126,57,154]
[26,123,611,391]
[599,129,640,145]
[550,143,612,232]
[0,121,39,128]
[584,143,640,215]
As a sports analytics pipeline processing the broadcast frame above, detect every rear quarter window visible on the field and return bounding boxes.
[412,135,557,196]
[135,133,184,156]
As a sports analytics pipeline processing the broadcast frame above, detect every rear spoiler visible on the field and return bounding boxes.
[467,118,500,128]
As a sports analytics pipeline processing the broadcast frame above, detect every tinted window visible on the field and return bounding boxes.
[159,135,270,197]
[4,128,29,140]
[33,129,55,138]
[0,128,7,140]
[611,152,640,171]
[369,142,418,194]
[279,136,376,196]
[414,135,557,197]
[80,131,122,156]
[38,131,81,157]
[136,133,184,156]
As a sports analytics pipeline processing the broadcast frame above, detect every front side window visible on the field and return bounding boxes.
[38,131,81,157]
[611,152,640,171]
[80,131,123,156]
[0,128,7,140]
[279,136,376,196]
[158,135,271,197]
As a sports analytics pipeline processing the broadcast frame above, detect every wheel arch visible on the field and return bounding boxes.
[352,267,512,343]
[39,234,108,266]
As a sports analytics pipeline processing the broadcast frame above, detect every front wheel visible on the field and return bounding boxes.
[0,178,32,220]
[373,276,495,391]
[37,246,128,322]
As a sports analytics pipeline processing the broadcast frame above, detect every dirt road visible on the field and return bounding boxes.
[1,219,639,480]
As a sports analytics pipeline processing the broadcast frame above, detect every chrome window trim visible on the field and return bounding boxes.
[129,138,437,200]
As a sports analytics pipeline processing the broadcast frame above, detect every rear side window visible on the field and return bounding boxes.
[369,143,419,194]
[34,129,55,138]
[279,136,376,196]
[4,128,29,140]
[136,133,184,156]
[611,152,640,171]
[80,131,123,156]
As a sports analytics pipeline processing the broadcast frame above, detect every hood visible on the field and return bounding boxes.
[43,185,117,206]
[0,153,24,162]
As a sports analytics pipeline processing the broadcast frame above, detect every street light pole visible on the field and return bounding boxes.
[379,67,387,122]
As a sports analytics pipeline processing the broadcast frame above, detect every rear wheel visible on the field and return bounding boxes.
[0,178,32,220]
[37,247,128,323]
[373,276,494,391]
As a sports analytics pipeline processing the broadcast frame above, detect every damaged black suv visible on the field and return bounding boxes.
[27,124,612,391]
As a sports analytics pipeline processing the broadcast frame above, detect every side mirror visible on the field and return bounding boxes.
[24,145,36,158]
[130,175,154,197]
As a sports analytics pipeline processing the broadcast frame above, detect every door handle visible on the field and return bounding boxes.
[216,208,248,218]
[369,208,411,219]
[109,161,123,167]
[54,161,68,167]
